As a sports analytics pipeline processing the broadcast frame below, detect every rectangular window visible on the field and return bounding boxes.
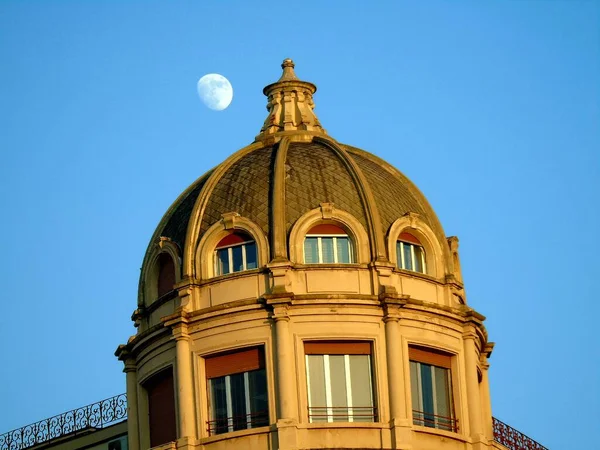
[305,341,376,423]
[214,241,258,276]
[409,346,456,432]
[304,236,353,264]
[397,241,426,274]
[206,347,269,435]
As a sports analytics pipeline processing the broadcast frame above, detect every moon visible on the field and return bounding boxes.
[197,74,233,111]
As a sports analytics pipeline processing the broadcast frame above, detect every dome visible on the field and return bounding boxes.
[141,59,447,287]
[119,59,499,450]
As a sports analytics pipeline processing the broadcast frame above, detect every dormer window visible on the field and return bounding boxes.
[214,232,258,276]
[304,224,354,264]
[397,232,426,274]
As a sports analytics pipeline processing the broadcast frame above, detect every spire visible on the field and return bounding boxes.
[256,59,327,141]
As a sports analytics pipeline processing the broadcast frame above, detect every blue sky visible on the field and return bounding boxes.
[0,1,598,449]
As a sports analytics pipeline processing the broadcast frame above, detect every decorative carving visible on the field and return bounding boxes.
[0,395,127,450]
[257,59,327,139]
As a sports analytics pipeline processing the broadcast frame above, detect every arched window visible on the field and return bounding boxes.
[397,232,426,274]
[214,232,258,276]
[157,253,176,298]
[304,224,354,264]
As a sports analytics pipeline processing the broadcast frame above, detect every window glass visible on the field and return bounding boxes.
[214,234,258,276]
[248,369,269,428]
[397,239,426,274]
[403,242,413,271]
[306,355,327,422]
[414,245,424,273]
[245,242,257,270]
[232,245,244,273]
[217,248,230,275]
[329,355,348,422]
[321,237,335,263]
[410,358,455,432]
[349,355,373,422]
[304,237,319,264]
[208,369,268,435]
[306,350,375,423]
[336,237,351,263]
[206,347,268,435]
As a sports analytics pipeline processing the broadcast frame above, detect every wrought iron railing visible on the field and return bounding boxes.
[493,417,548,450]
[0,393,548,450]
[0,394,127,450]
[206,411,269,436]
[308,406,378,423]
[412,409,459,433]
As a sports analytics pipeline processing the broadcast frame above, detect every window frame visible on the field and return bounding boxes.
[205,346,269,436]
[303,234,354,264]
[396,239,427,273]
[214,238,258,276]
[304,341,376,423]
[408,346,457,433]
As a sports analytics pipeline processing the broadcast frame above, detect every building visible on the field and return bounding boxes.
[0,60,547,450]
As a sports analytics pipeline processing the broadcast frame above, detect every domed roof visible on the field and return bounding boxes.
[144,60,446,278]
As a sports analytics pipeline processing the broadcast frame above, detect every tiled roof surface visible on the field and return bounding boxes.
[154,140,443,261]
[285,142,367,232]
[200,146,275,239]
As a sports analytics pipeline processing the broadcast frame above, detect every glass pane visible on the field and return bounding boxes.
[216,249,230,275]
[245,242,257,270]
[403,243,413,271]
[304,237,319,264]
[434,366,452,430]
[414,246,424,273]
[248,369,269,428]
[328,355,348,422]
[229,372,247,430]
[307,355,327,422]
[410,361,422,415]
[321,237,334,263]
[232,245,243,273]
[420,364,435,428]
[349,355,374,422]
[336,237,351,263]
[209,377,229,434]
[396,242,403,268]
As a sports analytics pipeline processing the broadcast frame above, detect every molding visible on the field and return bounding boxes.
[388,212,447,279]
[288,203,370,264]
[270,137,291,262]
[195,213,270,280]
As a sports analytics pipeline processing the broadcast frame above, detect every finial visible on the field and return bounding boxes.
[256,59,327,141]
[278,58,299,82]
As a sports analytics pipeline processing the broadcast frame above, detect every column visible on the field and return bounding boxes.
[273,307,296,420]
[463,333,483,440]
[384,317,404,419]
[480,360,494,440]
[124,360,140,450]
[174,326,196,442]
[383,301,413,450]
[271,303,299,450]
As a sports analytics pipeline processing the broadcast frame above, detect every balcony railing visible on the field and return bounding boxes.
[206,410,269,436]
[0,394,127,450]
[0,393,548,450]
[412,409,459,433]
[493,417,548,450]
[308,406,378,423]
